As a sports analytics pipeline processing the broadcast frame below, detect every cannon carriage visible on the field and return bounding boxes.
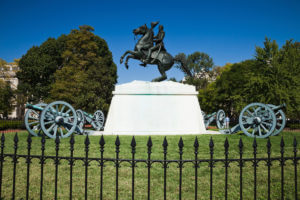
[25,101,105,139]
[219,103,286,138]
[202,109,226,129]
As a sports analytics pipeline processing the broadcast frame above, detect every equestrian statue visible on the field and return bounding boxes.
[120,22,184,82]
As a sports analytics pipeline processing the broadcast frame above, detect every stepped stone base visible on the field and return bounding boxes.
[103,81,206,135]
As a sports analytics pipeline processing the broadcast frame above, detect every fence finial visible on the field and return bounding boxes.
[85,135,90,146]
[267,137,271,150]
[147,136,152,148]
[131,136,136,148]
[1,133,5,147]
[70,134,75,146]
[115,136,120,146]
[280,136,285,148]
[194,137,199,149]
[178,137,184,149]
[293,136,298,151]
[238,138,243,150]
[224,137,229,150]
[100,135,105,146]
[209,137,214,149]
[163,136,168,149]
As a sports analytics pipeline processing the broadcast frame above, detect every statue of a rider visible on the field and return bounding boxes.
[140,22,166,67]
[120,21,176,81]
[145,24,166,63]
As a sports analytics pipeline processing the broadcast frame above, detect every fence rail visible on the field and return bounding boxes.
[0,133,299,200]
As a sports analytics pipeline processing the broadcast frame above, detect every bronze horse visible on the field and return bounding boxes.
[120,23,174,82]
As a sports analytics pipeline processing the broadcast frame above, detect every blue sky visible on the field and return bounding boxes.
[0,0,299,83]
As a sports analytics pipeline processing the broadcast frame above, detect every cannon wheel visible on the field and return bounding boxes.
[268,104,286,136]
[75,109,85,134]
[25,103,47,137]
[216,109,226,129]
[40,101,77,139]
[92,110,105,131]
[239,103,276,138]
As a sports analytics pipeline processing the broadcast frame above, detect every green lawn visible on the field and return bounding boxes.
[0,131,299,199]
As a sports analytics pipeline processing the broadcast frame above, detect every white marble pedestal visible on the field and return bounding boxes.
[103,81,206,135]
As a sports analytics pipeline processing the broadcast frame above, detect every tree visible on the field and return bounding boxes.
[17,35,67,103]
[199,38,300,119]
[49,25,117,113]
[174,51,214,90]
[0,80,14,118]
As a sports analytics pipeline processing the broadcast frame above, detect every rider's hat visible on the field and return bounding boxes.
[151,21,159,28]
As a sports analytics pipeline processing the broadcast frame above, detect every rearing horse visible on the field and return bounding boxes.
[120,24,174,82]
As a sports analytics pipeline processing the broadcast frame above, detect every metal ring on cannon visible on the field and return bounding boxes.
[216,109,226,129]
[239,103,276,138]
[75,109,85,134]
[267,104,286,136]
[40,101,77,139]
[25,103,47,137]
[92,110,105,131]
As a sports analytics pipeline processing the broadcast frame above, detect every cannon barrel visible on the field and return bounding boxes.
[83,111,94,119]
[204,112,216,119]
[26,103,44,111]
[270,103,286,111]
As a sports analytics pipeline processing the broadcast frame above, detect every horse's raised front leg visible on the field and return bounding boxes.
[120,50,135,65]
[124,55,136,69]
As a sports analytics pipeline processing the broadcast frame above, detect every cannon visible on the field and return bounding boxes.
[219,103,286,138]
[76,109,105,131]
[25,101,105,139]
[25,103,47,137]
[25,101,83,138]
[202,109,226,129]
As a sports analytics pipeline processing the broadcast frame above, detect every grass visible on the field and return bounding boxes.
[0,131,299,199]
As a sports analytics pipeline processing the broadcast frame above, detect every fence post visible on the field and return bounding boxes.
[69,134,75,200]
[252,137,257,200]
[280,137,285,200]
[54,134,60,200]
[12,133,19,200]
[293,137,298,200]
[163,136,168,200]
[178,137,184,200]
[115,136,120,200]
[40,134,46,200]
[224,138,229,200]
[209,137,214,200]
[84,135,90,200]
[238,138,244,200]
[266,138,272,200]
[131,136,136,200]
[0,134,5,199]
[99,135,105,200]
[194,137,199,200]
[147,137,152,200]
[26,134,32,200]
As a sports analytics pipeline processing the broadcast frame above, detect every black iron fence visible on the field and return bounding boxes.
[0,133,299,200]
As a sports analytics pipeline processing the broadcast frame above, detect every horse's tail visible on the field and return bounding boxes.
[173,56,193,77]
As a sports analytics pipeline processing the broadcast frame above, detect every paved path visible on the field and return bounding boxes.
[88,130,222,136]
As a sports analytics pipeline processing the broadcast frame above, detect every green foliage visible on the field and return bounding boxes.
[17,25,117,114]
[0,120,24,130]
[48,25,117,113]
[0,58,7,66]
[199,38,300,118]
[175,52,214,90]
[0,81,14,118]
[17,36,67,103]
